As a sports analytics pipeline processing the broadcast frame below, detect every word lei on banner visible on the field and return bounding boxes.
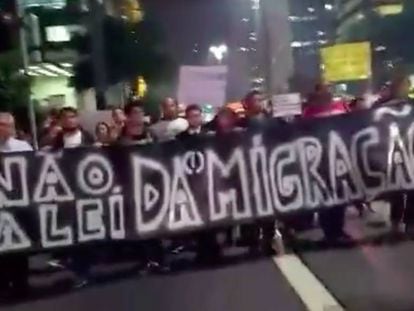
[0,104,414,254]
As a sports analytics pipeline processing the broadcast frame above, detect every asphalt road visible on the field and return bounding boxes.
[2,201,414,311]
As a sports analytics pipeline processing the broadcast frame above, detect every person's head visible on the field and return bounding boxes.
[95,122,111,143]
[185,104,203,129]
[112,107,126,125]
[161,97,178,120]
[244,90,264,116]
[48,122,62,138]
[124,100,145,126]
[178,103,186,118]
[59,107,79,132]
[390,74,411,99]
[0,112,15,141]
[216,107,237,132]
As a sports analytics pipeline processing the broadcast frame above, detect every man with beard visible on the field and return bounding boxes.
[52,107,94,288]
[53,107,94,149]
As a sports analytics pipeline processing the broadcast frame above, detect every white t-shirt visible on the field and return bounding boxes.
[0,137,33,153]
[63,130,82,148]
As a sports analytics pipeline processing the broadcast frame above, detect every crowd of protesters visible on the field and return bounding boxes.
[0,74,413,298]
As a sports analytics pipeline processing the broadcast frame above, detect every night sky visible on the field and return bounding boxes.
[141,0,230,66]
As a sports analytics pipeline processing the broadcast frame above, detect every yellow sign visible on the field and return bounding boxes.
[321,42,371,82]
[136,76,147,98]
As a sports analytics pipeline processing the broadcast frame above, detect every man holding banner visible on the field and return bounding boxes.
[0,112,32,298]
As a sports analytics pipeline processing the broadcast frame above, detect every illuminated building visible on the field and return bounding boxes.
[288,0,337,93]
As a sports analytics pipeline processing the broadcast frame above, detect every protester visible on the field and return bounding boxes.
[110,107,126,140]
[39,122,62,150]
[150,97,188,142]
[176,104,205,140]
[238,91,277,255]
[118,100,153,145]
[94,122,112,146]
[0,112,32,298]
[241,90,268,127]
[51,107,95,288]
[117,101,167,272]
[211,107,240,134]
[303,87,351,243]
[53,107,94,149]
[375,75,414,235]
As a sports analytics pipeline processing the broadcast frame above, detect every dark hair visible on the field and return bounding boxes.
[244,90,261,102]
[217,107,237,119]
[95,121,110,136]
[185,104,202,115]
[59,107,78,118]
[124,100,144,116]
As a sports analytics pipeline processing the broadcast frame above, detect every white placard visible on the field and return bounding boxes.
[272,93,302,117]
[177,66,228,108]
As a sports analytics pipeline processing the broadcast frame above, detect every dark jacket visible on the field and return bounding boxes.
[116,127,153,146]
[52,128,95,150]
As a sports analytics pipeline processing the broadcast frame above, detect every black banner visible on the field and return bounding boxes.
[1,103,414,254]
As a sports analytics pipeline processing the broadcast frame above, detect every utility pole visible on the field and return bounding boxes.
[15,0,38,150]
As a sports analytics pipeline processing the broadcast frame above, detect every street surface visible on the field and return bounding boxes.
[2,201,414,311]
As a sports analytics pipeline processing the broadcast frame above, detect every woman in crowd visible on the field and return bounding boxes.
[94,122,112,146]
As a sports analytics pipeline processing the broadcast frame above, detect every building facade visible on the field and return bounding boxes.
[336,0,407,89]
[288,0,338,94]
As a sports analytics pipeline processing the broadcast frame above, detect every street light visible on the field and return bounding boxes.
[209,44,228,64]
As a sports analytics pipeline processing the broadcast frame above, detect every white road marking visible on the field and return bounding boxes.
[272,255,344,311]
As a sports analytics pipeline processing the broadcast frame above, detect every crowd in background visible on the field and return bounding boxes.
[0,74,413,298]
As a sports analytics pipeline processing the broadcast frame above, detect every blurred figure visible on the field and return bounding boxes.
[178,103,186,118]
[243,90,266,120]
[40,122,62,150]
[110,107,126,140]
[177,104,205,140]
[0,113,32,152]
[376,74,411,107]
[150,97,188,142]
[41,108,59,131]
[53,107,94,149]
[94,122,112,146]
[240,91,277,255]
[118,101,153,145]
[303,86,350,243]
[51,107,94,288]
[214,107,239,134]
[0,112,31,298]
[375,75,414,235]
[117,101,166,272]
[349,97,366,111]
